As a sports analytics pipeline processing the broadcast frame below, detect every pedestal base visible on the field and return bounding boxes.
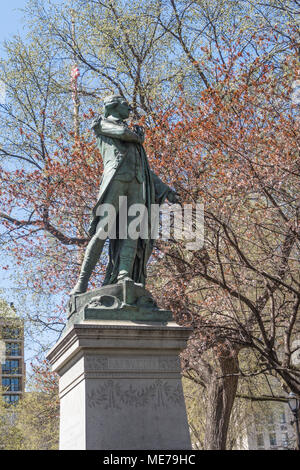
[47,320,192,450]
[66,280,173,333]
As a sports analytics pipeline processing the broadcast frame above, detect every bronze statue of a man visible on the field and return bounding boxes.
[70,95,177,295]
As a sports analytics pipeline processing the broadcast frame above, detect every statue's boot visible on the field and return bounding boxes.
[70,236,105,295]
[117,270,134,282]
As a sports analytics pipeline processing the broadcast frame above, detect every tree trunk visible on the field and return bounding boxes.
[204,353,239,450]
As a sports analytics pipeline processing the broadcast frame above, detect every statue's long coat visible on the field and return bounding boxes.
[89,117,171,285]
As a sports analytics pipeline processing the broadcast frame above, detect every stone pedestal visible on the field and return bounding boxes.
[47,319,192,450]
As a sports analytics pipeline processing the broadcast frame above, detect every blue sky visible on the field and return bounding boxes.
[0,2,65,369]
[0,1,28,52]
[0,1,28,297]
[0,2,33,374]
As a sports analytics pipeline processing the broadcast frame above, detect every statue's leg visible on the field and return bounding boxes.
[117,179,146,282]
[70,235,106,295]
[117,242,138,282]
[70,180,125,294]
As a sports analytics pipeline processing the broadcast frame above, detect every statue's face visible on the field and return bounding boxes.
[115,99,131,120]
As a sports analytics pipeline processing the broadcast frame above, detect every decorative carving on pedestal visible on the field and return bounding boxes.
[87,379,182,410]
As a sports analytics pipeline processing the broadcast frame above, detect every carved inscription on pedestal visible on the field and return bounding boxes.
[85,356,179,372]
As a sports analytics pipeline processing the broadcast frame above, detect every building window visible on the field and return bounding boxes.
[2,327,20,339]
[282,433,289,448]
[267,412,274,424]
[256,433,264,449]
[280,411,286,424]
[10,378,20,391]
[3,394,19,404]
[2,377,10,391]
[2,377,20,391]
[269,432,277,447]
[2,359,20,374]
[5,342,21,357]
